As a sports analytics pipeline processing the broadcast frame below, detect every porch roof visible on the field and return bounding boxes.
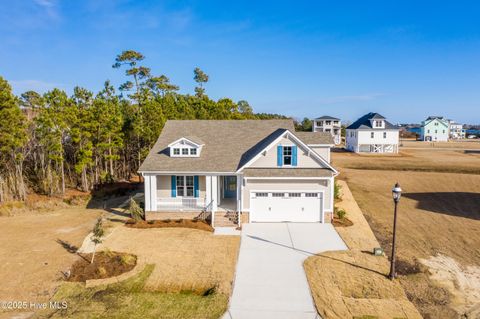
[243,168,333,178]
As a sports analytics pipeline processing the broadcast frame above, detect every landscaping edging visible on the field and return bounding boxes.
[85,262,146,288]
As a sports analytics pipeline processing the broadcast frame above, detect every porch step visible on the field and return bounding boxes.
[214,211,238,227]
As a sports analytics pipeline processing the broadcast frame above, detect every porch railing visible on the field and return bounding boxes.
[156,197,206,211]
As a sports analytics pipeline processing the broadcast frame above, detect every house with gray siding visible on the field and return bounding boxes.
[139,120,338,228]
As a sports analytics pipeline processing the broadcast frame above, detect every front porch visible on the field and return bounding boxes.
[143,174,241,227]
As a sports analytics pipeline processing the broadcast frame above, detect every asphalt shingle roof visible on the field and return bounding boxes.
[314,115,340,120]
[139,120,296,173]
[346,112,398,130]
[294,132,335,145]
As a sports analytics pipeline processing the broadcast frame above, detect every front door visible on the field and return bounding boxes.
[223,176,237,198]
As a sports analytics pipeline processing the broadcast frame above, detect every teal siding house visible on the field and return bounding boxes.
[420,116,449,141]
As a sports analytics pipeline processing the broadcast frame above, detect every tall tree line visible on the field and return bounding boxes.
[0,50,288,202]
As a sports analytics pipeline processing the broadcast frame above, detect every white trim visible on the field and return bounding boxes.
[167,137,204,148]
[140,171,236,175]
[307,144,335,147]
[235,130,339,175]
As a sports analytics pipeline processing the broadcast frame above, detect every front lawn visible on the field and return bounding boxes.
[35,264,229,319]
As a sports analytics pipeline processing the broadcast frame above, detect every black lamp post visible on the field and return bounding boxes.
[389,182,402,280]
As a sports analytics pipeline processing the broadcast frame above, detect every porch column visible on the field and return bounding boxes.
[211,176,218,211]
[236,175,242,226]
[205,175,212,210]
[144,174,151,211]
[144,174,157,211]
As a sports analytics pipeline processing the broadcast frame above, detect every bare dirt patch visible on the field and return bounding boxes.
[125,218,214,232]
[68,251,137,282]
[332,216,353,227]
[419,254,480,318]
[0,207,102,306]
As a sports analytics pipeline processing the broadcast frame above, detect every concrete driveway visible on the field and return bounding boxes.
[224,223,347,319]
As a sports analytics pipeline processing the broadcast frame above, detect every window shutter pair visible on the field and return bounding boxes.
[170,175,199,198]
[277,145,298,167]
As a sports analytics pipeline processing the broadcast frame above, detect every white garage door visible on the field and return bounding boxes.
[250,191,323,222]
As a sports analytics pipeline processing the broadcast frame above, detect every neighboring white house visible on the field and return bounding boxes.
[139,120,338,228]
[312,116,341,144]
[419,116,449,142]
[345,112,400,153]
[448,120,466,139]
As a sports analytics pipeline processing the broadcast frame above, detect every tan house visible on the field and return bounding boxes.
[139,120,338,228]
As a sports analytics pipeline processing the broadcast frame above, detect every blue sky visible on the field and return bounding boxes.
[1,1,480,124]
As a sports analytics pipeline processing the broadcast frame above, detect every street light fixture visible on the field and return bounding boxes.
[389,182,402,280]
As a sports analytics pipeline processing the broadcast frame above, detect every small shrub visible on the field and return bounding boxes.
[164,218,171,223]
[147,220,154,224]
[128,198,144,221]
[98,266,107,276]
[102,248,115,258]
[337,209,347,219]
[120,254,136,266]
[334,181,342,200]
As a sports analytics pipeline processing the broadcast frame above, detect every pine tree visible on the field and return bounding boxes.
[0,76,28,202]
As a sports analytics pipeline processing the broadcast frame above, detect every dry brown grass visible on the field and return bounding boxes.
[100,226,240,295]
[305,181,422,319]
[332,148,480,317]
[305,250,421,319]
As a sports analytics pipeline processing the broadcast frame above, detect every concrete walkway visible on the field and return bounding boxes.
[224,223,347,319]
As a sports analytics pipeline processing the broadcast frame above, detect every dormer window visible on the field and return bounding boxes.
[168,137,203,158]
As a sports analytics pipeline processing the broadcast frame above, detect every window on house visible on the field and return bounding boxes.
[326,120,331,125]
[371,132,374,138]
[435,130,438,134]
[255,192,268,197]
[176,176,194,197]
[182,148,189,155]
[173,148,180,155]
[333,121,339,124]
[190,148,197,155]
[305,193,318,197]
[316,121,323,126]
[283,146,292,165]
[272,192,285,197]
[383,132,387,138]
[288,193,301,197]
[443,130,445,133]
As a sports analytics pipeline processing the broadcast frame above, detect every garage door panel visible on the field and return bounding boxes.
[250,191,323,222]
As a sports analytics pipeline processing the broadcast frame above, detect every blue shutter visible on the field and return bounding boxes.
[292,145,298,166]
[194,176,199,198]
[171,175,177,197]
[277,145,283,167]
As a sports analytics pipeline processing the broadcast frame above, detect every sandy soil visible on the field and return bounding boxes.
[0,208,102,307]
[420,254,480,318]
[100,226,241,295]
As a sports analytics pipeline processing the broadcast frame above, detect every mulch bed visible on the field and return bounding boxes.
[68,251,137,282]
[332,217,354,227]
[125,218,214,232]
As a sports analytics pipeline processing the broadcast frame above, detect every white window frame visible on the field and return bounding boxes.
[282,146,293,166]
[176,175,195,198]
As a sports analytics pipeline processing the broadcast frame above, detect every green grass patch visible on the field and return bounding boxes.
[35,264,228,319]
